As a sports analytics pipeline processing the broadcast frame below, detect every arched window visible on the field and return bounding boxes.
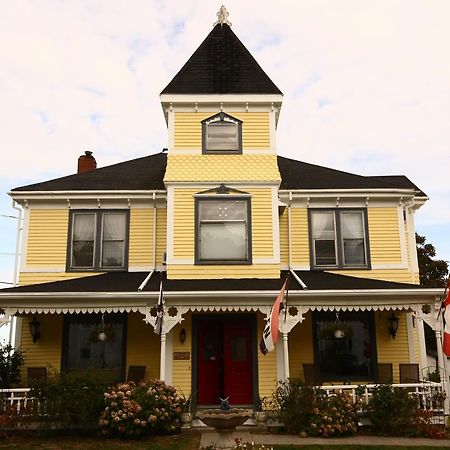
[202,112,242,154]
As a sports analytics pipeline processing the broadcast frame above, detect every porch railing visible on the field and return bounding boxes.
[317,381,445,413]
[0,388,33,414]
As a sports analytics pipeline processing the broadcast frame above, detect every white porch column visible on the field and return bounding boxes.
[160,332,167,381]
[282,332,290,380]
[415,317,428,373]
[434,305,449,414]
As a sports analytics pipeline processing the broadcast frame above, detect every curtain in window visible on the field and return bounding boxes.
[72,214,95,268]
[341,212,366,265]
[198,200,248,261]
[101,213,126,267]
[206,121,238,151]
[312,212,336,266]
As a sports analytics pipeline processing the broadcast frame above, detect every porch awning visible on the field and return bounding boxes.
[0,271,442,316]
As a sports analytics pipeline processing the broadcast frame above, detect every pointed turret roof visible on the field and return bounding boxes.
[161,23,282,95]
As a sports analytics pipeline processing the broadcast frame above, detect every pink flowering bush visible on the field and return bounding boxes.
[99,379,184,438]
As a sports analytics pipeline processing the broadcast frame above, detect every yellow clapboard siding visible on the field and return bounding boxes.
[257,313,278,398]
[126,312,160,381]
[291,208,309,265]
[279,212,289,265]
[168,264,280,279]
[368,208,402,264]
[288,312,314,379]
[172,188,274,265]
[26,209,69,267]
[129,209,154,267]
[19,271,101,286]
[328,269,417,284]
[171,314,192,396]
[20,314,63,382]
[164,155,280,182]
[174,112,270,149]
[375,311,411,383]
[156,208,167,267]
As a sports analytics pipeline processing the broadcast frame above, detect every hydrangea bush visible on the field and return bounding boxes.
[99,379,184,438]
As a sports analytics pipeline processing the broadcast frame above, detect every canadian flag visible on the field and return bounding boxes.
[443,283,450,356]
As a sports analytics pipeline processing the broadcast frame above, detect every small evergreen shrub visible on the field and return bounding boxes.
[29,371,108,431]
[0,344,25,389]
[365,384,418,435]
[272,378,360,437]
[99,379,183,438]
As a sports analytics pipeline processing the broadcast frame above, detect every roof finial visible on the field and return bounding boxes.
[214,5,232,27]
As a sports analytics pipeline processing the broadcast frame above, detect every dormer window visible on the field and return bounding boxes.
[202,112,242,154]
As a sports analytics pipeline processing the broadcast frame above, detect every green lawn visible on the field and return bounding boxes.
[0,434,449,450]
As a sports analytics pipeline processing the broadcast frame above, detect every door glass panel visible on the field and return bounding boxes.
[203,334,218,361]
[231,335,247,361]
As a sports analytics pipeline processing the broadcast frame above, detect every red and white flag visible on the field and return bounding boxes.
[260,279,288,355]
[443,282,450,356]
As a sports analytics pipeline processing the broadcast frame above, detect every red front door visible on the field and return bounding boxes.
[197,316,254,406]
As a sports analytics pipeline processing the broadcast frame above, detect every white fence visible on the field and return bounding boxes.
[0,388,33,413]
[317,382,445,413]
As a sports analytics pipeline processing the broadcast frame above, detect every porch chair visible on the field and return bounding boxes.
[303,363,321,385]
[376,363,393,384]
[127,365,146,383]
[399,363,420,383]
[27,367,47,383]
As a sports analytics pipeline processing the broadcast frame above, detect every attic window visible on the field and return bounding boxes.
[202,112,242,154]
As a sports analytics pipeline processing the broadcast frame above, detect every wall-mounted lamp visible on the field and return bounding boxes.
[179,328,186,344]
[29,316,41,343]
[388,313,399,339]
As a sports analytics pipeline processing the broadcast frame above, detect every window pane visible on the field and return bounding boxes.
[341,213,366,266]
[206,122,238,151]
[312,212,335,240]
[65,314,125,383]
[102,241,124,267]
[315,240,337,266]
[199,201,247,221]
[312,212,336,266]
[315,312,374,380]
[103,213,126,240]
[72,214,95,268]
[199,222,247,260]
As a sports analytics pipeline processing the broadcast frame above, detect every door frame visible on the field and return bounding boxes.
[192,313,258,409]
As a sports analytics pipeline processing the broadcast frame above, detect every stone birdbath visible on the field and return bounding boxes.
[196,408,252,450]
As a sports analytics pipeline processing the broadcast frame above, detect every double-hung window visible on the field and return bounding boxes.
[202,112,242,154]
[310,209,369,269]
[195,197,251,264]
[68,210,129,271]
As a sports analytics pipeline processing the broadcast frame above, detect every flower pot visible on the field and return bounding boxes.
[180,412,193,429]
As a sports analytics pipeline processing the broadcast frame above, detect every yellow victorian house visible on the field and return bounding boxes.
[0,10,447,412]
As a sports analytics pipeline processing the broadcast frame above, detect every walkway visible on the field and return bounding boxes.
[200,431,450,448]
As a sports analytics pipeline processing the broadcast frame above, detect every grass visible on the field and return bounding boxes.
[0,433,449,450]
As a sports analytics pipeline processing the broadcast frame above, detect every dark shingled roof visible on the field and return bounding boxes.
[0,270,421,293]
[11,153,424,195]
[12,153,167,192]
[161,24,282,95]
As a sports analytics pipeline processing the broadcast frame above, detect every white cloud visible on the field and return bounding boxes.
[0,0,449,259]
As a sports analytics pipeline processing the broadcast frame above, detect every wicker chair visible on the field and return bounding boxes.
[376,363,393,384]
[399,363,419,383]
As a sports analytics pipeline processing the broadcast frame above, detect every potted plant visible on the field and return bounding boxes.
[253,395,267,427]
[179,393,192,428]
[320,323,353,340]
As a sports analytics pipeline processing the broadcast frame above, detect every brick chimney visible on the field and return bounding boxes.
[77,151,97,174]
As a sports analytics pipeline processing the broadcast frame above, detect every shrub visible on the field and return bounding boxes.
[365,384,418,435]
[272,378,360,437]
[0,403,30,437]
[0,344,25,389]
[99,379,183,438]
[29,371,108,431]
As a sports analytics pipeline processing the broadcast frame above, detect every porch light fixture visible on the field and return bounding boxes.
[29,316,41,343]
[98,314,107,342]
[388,313,400,339]
[179,328,186,344]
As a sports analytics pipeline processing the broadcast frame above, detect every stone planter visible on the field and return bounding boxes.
[180,412,193,429]
[253,411,267,428]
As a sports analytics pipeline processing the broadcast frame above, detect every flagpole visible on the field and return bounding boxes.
[282,275,290,380]
[157,270,167,381]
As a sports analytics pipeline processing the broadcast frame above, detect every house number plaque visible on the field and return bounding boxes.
[173,352,190,360]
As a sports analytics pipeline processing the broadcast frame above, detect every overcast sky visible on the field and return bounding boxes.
[0,0,449,302]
